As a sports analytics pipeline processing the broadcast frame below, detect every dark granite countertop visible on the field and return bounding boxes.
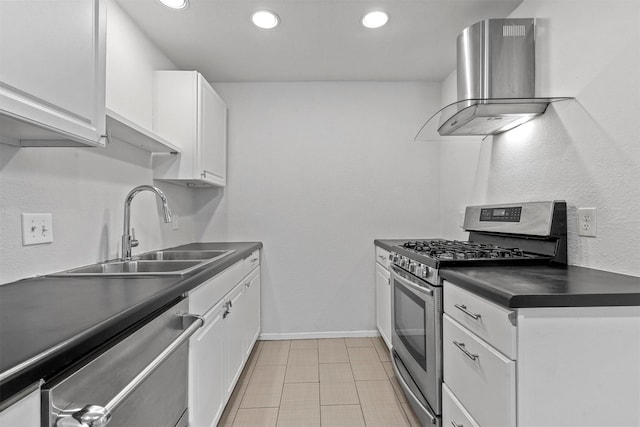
[0,241,261,405]
[375,238,640,308]
[440,265,640,308]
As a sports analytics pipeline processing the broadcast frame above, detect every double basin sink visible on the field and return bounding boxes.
[51,249,235,276]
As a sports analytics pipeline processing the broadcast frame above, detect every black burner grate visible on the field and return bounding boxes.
[401,240,535,261]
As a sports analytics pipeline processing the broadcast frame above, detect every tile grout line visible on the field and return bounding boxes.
[274,341,291,427]
[227,342,261,427]
[345,340,367,426]
[317,369,322,427]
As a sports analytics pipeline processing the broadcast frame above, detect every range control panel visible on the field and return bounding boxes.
[479,206,522,222]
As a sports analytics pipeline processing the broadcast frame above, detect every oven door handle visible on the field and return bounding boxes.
[391,266,434,297]
[55,314,205,427]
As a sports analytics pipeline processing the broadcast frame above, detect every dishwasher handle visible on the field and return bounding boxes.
[56,314,205,427]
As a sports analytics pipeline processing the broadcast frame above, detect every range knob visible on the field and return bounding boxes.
[422,265,431,278]
[415,264,425,277]
[409,262,417,273]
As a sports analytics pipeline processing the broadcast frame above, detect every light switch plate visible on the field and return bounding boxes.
[577,207,597,237]
[22,213,54,245]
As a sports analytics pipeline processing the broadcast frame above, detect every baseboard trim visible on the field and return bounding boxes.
[259,330,381,341]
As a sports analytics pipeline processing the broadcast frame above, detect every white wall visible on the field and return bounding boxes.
[0,0,195,284]
[440,0,640,276]
[105,0,174,129]
[436,72,484,240]
[195,82,442,337]
[0,140,196,283]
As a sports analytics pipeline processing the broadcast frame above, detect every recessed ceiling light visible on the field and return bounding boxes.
[362,11,389,29]
[251,10,280,29]
[158,0,189,10]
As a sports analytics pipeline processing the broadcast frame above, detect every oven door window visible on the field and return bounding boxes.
[394,281,427,369]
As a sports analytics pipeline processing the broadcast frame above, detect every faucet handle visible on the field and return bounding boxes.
[131,228,139,248]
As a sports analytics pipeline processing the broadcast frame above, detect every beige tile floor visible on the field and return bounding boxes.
[218,337,422,427]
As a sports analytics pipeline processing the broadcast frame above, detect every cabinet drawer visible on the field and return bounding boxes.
[443,315,516,427]
[375,246,390,269]
[444,281,516,358]
[190,261,244,315]
[442,383,480,427]
[243,249,260,275]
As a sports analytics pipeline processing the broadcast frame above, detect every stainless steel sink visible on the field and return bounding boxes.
[50,249,235,276]
[136,250,231,261]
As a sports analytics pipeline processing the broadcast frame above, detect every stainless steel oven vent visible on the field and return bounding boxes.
[415,18,572,140]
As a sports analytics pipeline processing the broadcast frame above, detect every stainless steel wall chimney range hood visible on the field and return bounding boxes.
[415,18,571,140]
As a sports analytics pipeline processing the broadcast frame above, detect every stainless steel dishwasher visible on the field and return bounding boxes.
[42,298,203,427]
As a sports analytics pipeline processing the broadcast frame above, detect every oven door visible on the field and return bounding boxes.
[390,265,442,421]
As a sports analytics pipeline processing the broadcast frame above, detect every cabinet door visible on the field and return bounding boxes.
[153,71,226,187]
[443,314,516,427]
[189,299,225,427]
[225,284,246,397]
[198,75,227,186]
[0,0,106,146]
[375,262,391,348]
[442,384,480,427]
[243,267,261,358]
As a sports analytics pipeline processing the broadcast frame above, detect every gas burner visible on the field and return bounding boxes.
[398,239,537,262]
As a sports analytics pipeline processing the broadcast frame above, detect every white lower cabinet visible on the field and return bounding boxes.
[0,384,40,427]
[375,245,391,348]
[188,251,261,427]
[443,314,516,427]
[375,262,391,348]
[443,280,640,427]
[243,268,261,358]
[442,383,480,427]
[189,298,226,427]
[224,283,246,398]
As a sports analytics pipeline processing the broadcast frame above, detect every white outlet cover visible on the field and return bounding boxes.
[22,213,54,245]
[577,207,597,237]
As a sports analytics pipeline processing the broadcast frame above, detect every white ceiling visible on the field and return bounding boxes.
[115,0,523,83]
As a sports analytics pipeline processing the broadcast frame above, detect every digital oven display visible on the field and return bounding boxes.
[479,206,522,222]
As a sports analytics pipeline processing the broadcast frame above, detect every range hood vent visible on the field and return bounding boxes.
[415,18,572,140]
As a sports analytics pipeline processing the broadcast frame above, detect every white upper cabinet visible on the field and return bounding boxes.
[0,0,106,147]
[153,71,227,187]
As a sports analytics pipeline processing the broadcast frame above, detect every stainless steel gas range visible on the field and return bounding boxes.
[390,201,567,426]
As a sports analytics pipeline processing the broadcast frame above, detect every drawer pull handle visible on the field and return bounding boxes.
[454,304,481,320]
[453,341,478,361]
[451,421,464,427]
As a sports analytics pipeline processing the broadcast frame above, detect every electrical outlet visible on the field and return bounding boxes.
[172,214,180,230]
[22,213,54,245]
[577,207,597,237]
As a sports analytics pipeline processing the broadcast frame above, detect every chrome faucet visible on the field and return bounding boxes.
[121,185,172,260]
